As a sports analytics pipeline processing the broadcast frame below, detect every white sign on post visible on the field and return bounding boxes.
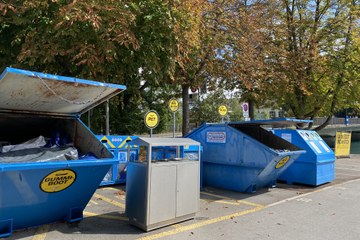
[242,102,249,120]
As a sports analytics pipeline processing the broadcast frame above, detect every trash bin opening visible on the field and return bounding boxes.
[0,113,112,163]
[229,124,302,151]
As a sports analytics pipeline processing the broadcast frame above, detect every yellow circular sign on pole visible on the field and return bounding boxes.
[145,110,160,129]
[218,105,228,116]
[169,98,179,112]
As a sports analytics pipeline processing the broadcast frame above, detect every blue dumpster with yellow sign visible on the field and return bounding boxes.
[96,135,138,186]
[271,119,335,186]
[0,67,125,237]
[186,122,305,193]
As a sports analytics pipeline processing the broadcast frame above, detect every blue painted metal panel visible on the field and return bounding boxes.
[96,135,139,186]
[274,129,335,186]
[0,160,116,237]
[186,123,305,193]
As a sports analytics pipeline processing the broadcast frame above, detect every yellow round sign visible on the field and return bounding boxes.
[40,169,76,193]
[218,105,228,116]
[169,99,179,112]
[145,110,160,129]
[275,156,290,169]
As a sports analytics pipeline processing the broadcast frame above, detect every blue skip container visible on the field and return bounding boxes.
[187,122,305,193]
[0,67,126,237]
[96,135,139,186]
[273,128,335,186]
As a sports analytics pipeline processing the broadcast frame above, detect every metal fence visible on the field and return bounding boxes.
[313,117,360,126]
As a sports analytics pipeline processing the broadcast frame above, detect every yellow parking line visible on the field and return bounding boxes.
[137,178,360,240]
[171,224,182,229]
[215,200,241,206]
[90,199,98,205]
[201,191,264,208]
[93,193,125,208]
[101,187,122,191]
[32,224,50,240]
[202,198,240,206]
[115,195,126,201]
[136,206,264,240]
[83,211,128,221]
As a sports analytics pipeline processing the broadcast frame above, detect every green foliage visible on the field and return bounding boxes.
[0,0,137,78]
[1,0,359,134]
[263,0,360,122]
[0,0,186,135]
[190,90,243,125]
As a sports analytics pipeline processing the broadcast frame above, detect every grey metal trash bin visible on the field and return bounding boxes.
[125,137,201,231]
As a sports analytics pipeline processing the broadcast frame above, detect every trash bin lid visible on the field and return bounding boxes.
[0,67,126,117]
[229,118,313,128]
[129,137,201,147]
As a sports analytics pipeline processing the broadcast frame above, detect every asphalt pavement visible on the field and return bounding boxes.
[3,155,360,240]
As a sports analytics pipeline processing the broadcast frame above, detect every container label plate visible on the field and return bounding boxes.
[206,132,226,143]
[281,133,292,143]
[309,141,322,153]
[40,169,77,193]
[319,141,331,152]
[275,156,290,169]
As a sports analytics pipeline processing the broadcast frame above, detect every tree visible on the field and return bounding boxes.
[173,0,238,135]
[193,0,279,121]
[0,0,183,134]
[264,0,360,130]
[113,0,206,134]
[190,90,243,127]
[0,0,137,77]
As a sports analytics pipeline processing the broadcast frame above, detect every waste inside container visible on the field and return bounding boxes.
[0,67,126,237]
[126,137,201,231]
[270,119,335,186]
[186,122,305,193]
[96,135,138,186]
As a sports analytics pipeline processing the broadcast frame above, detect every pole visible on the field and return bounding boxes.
[150,129,152,138]
[88,110,91,130]
[173,112,176,138]
[105,100,110,135]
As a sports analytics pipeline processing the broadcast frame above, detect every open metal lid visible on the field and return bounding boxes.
[0,67,126,117]
[129,137,201,147]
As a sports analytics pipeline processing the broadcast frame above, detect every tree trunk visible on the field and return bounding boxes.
[314,2,354,132]
[314,115,332,131]
[182,84,190,136]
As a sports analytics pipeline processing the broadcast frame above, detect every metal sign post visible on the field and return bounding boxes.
[144,110,160,138]
[169,98,179,138]
[173,112,176,137]
[105,100,110,135]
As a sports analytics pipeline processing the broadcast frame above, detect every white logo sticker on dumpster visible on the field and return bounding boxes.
[275,156,290,169]
[40,169,77,193]
[206,132,226,143]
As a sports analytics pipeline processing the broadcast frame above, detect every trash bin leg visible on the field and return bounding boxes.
[0,219,13,238]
